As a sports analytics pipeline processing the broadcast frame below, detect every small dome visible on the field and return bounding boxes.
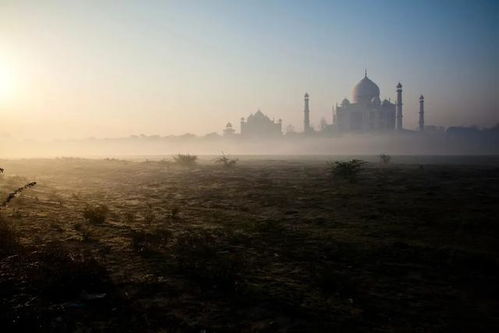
[353,75,380,104]
[397,82,402,89]
[342,98,350,106]
[226,122,232,128]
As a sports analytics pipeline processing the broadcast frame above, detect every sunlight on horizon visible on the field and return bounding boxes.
[0,1,497,140]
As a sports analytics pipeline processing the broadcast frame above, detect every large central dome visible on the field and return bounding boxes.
[352,74,380,104]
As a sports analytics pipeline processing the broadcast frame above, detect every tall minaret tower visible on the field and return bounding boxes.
[419,95,425,131]
[396,82,403,130]
[304,93,311,134]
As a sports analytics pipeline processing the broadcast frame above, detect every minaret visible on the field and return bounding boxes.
[419,95,425,131]
[304,93,311,134]
[240,117,245,136]
[396,82,403,130]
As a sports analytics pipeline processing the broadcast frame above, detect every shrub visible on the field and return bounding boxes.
[379,153,391,165]
[215,153,238,168]
[83,204,109,224]
[172,154,198,167]
[328,159,367,183]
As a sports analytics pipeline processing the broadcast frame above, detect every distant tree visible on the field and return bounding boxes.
[378,153,391,165]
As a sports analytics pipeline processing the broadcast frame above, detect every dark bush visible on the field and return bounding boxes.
[378,153,391,165]
[172,154,198,167]
[328,159,367,183]
[83,204,109,224]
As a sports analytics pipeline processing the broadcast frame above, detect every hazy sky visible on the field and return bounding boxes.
[0,0,498,139]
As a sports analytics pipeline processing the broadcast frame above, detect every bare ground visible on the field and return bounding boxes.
[1,157,498,332]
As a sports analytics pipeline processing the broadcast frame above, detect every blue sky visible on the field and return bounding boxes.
[0,0,497,138]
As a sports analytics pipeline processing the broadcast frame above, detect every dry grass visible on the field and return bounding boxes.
[0,157,498,331]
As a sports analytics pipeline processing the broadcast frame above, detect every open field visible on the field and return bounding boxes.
[1,157,498,332]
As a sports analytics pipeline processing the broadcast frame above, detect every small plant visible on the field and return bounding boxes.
[215,153,238,168]
[379,153,391,165]
[1,182,37,208]
[172,154,198,167]
[328,159,367,183]
[83,204,109,224]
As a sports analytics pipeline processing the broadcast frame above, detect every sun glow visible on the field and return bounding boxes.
[0,64,15,101]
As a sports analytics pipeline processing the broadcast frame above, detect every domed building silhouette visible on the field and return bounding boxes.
[333,72,400,132]
[223,122,236,136]
[240,110,282,138]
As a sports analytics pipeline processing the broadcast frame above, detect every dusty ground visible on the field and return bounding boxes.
[1,157,498,332]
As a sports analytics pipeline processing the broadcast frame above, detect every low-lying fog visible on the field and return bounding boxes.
[1,131,498,159]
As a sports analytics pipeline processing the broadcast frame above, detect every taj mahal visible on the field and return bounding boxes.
[223,71,425,137]
[334,71,398,131]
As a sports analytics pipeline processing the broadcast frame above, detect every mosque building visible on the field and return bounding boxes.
[332,71,399,132]
[222,71,425,136]
[240,110,282,137]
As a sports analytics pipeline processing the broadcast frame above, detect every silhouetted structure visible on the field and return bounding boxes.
[396,82,403,130]
[419,95,425,131]
[240,110,282,138]
[223,122,236,136]
[303,93,312,134]
[334,72,396,132]
[223,71,427,136]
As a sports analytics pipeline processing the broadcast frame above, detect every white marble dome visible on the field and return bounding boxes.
[352,75,380,104]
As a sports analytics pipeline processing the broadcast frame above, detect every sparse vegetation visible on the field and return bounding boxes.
[0,167,37,209]
[378,153,391,165]
[1,157,498,332]
[1,182,37,208]
[172,154,198,167]
[215,153,238,168]
[83,204,109,224]
[328,159,367,183]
